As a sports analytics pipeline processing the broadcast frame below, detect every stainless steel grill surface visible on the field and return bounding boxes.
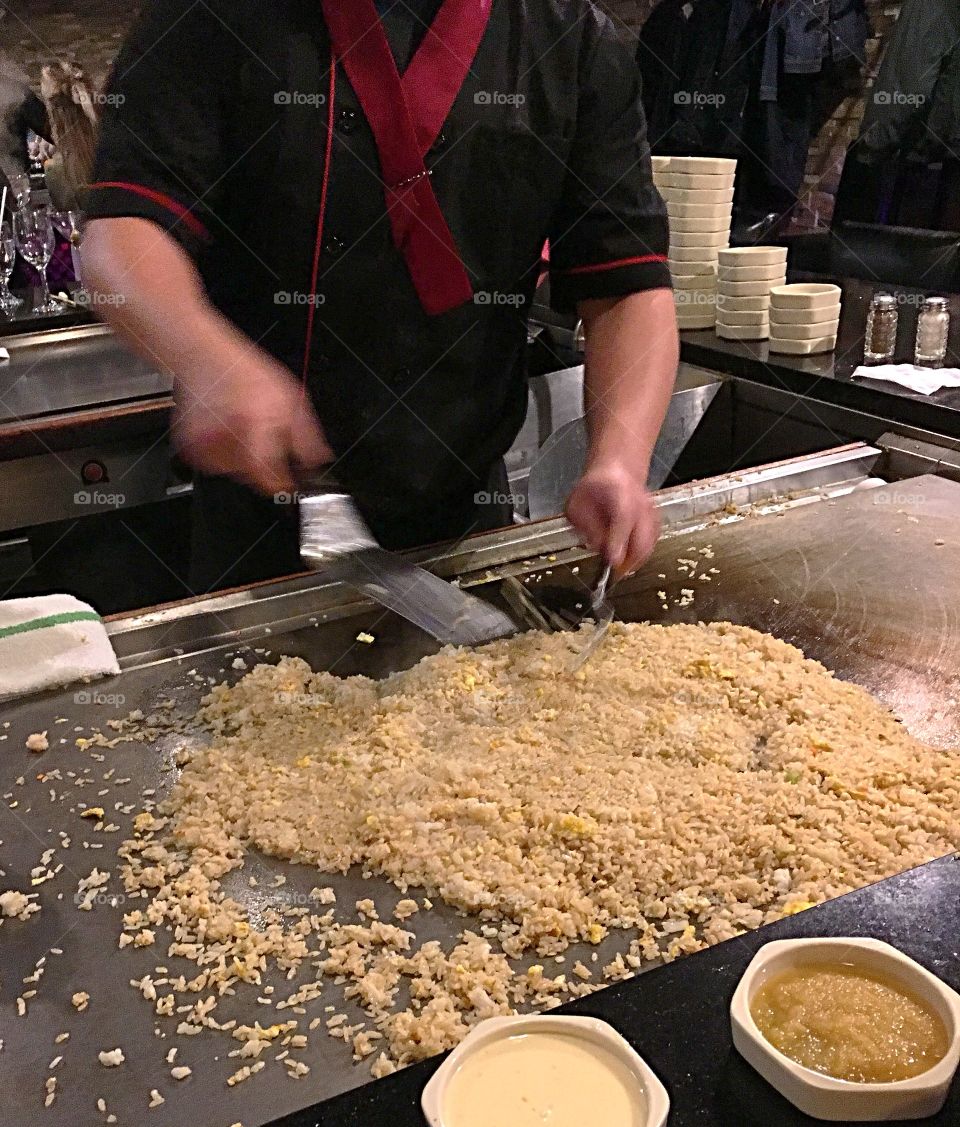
[0,451,956,1127]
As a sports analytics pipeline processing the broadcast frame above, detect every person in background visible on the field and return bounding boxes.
[40,61,99,212]
[0,50,50,200]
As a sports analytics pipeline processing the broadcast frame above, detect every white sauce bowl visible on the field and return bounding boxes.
[421,1014,669,1127]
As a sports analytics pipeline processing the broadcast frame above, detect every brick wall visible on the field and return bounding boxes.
[600,0,902,230]
[797,1,901,229]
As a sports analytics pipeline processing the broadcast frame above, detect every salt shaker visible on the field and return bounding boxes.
[914,296,950,368]
[863,293,898,364]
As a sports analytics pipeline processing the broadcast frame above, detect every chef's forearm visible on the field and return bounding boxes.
[579,289,679,483]
[82,218,248,390]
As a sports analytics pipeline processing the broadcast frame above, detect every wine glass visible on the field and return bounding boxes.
[9,172,31,211]
[14,205,64,315]
[0,222,22,312]
[52,209,84,291]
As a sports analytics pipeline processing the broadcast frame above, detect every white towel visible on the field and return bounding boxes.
[851,364,960,396]
[0,595,120,703]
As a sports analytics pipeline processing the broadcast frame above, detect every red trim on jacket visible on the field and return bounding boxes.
[556,253,668,276]
[87,181,209,241]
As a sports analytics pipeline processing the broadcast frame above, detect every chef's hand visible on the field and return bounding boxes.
[173,345,333,497]
[81,218,333,498]
[566,460,661,578]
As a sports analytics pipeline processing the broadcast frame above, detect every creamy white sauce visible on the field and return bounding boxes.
[442,1031,648,1126]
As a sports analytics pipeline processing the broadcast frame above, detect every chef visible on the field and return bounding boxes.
[82,0,677,594]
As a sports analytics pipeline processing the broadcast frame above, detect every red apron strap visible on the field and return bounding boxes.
[402,0,494,153]
[321,0,491,316]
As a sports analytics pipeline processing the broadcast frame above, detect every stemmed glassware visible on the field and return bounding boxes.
[14,204,64,315]
[9,172,31,211]
[0,221,22,313]
[52,209,84,292]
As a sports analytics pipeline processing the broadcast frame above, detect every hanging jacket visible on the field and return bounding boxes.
[636,0,757,154]
[760,0,867,101]
[859,0,960,160]
[638,0,867,141]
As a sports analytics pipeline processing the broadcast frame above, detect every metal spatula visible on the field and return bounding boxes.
[570,563,614,671]
[299,487,517,647]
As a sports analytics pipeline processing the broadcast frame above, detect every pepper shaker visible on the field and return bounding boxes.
[863,293,898,364]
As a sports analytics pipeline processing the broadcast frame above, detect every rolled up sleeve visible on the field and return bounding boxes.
[548,12,671,313]
[86,0,232,258]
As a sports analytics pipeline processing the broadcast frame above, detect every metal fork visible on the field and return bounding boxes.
[570,563,614,671]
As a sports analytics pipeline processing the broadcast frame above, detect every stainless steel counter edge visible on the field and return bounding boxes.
[107,443,883,672]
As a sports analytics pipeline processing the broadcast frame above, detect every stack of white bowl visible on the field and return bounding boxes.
[652,156,737,330]
[768,284,842,354]
[715,246,788,340]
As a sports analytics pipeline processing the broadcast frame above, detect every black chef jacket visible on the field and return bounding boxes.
[86,0,670,593]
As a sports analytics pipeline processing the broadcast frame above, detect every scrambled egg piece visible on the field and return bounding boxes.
[782,900,816,916]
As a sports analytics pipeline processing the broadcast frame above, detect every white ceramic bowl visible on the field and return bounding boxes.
[768,301,840,325]
[767,317,840,340]
[717,321,769,341]
[664,187,735,204]
[670,229,730,248]
[662,172,736,191]
[677,313,718,330]
[421,1015,670,1127]
[718,246,788,268]
[651,155,672,171]
[718,263,790,282]
[670,245,721,263]
[670,217,732,234]
[667,202,734,219]
[668,155,737,175]
[680,302,716,320]
[714,307,769,326]
[769,282,842,309]
[715,293,773,311]
[719,278,785,297]
[768,335,837,354]
[731,938,960,1121]
[672,268,718,287]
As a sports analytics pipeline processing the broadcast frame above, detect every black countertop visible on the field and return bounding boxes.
[270,855,960,1127]
[678,277,960,440]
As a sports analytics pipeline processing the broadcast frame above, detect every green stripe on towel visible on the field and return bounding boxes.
[0,611,102,641]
